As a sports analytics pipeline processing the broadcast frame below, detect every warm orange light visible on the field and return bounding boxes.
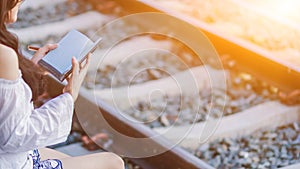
[270,0,300,18]
[248,0,300,22]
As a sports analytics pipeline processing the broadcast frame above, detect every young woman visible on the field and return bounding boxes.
[0,0,124,168]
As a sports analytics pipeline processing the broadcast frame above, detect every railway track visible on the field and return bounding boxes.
[12,0,300,168]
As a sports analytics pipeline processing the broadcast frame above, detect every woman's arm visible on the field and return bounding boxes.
[0,92,74,153]
[0,44,89,153]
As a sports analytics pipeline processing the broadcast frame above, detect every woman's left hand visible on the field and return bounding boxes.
[31,44,58,64]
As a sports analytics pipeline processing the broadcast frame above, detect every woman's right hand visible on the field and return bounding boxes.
[63,54,90,101]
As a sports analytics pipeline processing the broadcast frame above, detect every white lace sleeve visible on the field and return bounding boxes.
[0,75,74,154]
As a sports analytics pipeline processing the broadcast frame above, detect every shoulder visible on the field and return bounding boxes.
[0,44,19,80]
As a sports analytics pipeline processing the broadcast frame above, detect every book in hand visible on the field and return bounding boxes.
[38,29,102,81]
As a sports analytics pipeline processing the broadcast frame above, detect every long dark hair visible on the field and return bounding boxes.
[0,0,47,102]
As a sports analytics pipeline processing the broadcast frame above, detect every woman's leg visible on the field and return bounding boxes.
[39,148,70,160]
[60,152,125,169]
[39,148,124,169]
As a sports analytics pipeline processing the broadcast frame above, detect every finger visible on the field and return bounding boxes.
[78,56,90,81]
[39,44,58,54]
[81,53,91,70]
[86,53,91,65]
[46,43,58,50]
[72,57,80,75]
[65,75,71,82]
[80,62,84,70]
[79,53,91,69]
[80,60,90,76]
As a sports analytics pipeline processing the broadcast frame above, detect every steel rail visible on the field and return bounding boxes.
[43,63,213,169]
[110,0,300,94]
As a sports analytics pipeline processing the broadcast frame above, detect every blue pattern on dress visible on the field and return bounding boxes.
[30,149,63,169]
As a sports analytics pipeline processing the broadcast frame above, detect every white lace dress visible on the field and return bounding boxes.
[0,71,74,169]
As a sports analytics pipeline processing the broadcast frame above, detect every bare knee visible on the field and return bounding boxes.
[103,152,124,169]
[60,152,124,169]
